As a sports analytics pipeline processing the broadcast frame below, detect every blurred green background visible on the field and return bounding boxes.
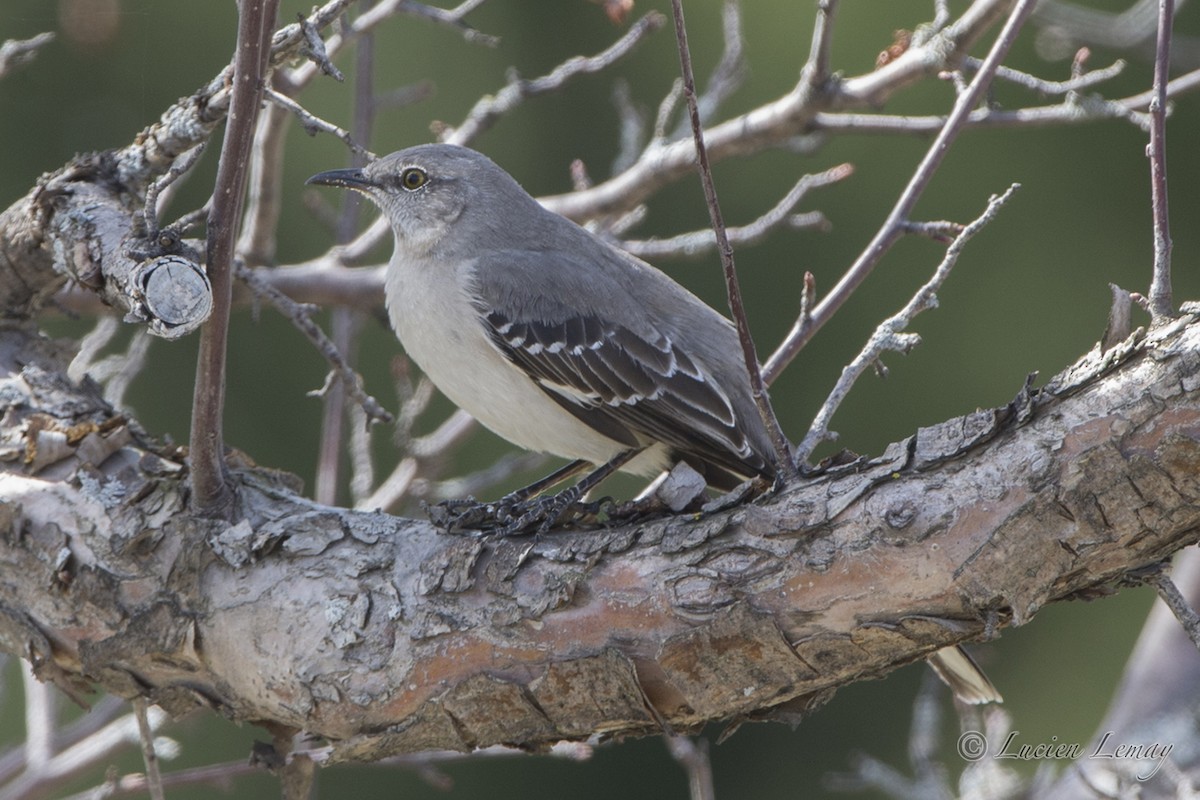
[2,0,1197,797]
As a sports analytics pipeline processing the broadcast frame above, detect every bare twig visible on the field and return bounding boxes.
[1148,0,1175,320]
[317,0,378,507]
[962,53,1126,95]
[191,0,280,516]
[132,700,165,800]
[236,95,294,265]
[442,12,666,146]
[68,319,154,409]
[610,81,645,175]
[298,13,344,80]
[142,142,208,237]
[803,0,839,89]
[931,0,952,33]
[1148,570,1200,651]
[1123,64,1200,107]
[0,33,54,80]
[653,79,685,142]
[665,736,715,800]
[796,185,1019,463]
[357,458,418,511]
[691,0,748,128]
[423,450,549,504]
[0,706,171,800]
[235,263,393,426]
[764,0,1039,387]
[622,165,849,260]
[21,659,55,773]
[670,0,797,482]
[357,408,482,511]
[265,87,374,159]
[381,0,497,46]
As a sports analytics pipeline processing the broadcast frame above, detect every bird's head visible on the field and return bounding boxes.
[307,143,534,257]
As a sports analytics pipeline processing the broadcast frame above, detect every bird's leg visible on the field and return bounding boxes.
[501,449,639,535]
[496,459,594,507]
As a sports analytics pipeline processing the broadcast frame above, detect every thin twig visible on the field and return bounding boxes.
[665,736,715,800]
[132,700,165,800]
[764,0,1039,386]
[317,0,378,507]
[265,87,374,159]
[383,0,497,46]
[670,0,797,482]
[803,0,839,89]
[298,13,344,80]
[611,81,645,175]
[690,0,748,128]
[962,54,1126,95]
[236,97,292,265]
[0,707,170,800]
[21,659,54,772]
[931,0,952,33]
[357,458,418,511]
[442,12,666,146]
[1149,570,1200,651]
[812,92,1151,134]
[1122,64,1200,108]
[653,79,684,142]
[235,263,393,426]
[191,0,280,516]
[424,451,549,504]
[1148,0,1175,320]
[623,166,847,260]
[0,32,54,80]
[142,142,208,237]
[0,697,128,786]
[796,185,1019,463]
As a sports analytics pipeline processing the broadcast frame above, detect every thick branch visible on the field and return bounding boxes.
[1,313,1198,758]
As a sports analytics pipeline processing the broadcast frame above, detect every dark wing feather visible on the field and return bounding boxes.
[481,307,770,480]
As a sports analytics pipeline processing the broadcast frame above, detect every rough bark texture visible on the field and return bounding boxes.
[1,312,1198,761]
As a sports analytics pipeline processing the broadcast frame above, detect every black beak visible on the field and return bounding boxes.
[306,167,372,189]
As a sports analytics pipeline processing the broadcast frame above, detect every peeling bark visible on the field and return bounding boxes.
[1,313,1198,761]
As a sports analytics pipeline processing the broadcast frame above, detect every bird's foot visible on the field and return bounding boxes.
[427,487,611,535]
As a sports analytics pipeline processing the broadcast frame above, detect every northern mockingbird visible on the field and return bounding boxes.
[308,144,778,497]
[308,144,1000,704]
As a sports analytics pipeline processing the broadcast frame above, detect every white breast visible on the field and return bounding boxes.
[384,254,665,474]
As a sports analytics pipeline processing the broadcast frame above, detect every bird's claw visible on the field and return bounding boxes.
[427,488,611,535]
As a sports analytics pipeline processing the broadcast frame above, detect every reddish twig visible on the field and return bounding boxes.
[669,0,797,482]
[1148,0,1175,320]
[190,0,281,516]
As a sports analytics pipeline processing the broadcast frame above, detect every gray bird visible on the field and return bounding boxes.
[308,143,778,496]
[308,143,1000,705]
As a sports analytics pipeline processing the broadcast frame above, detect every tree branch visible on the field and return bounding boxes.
[2,311,1199,757]
[190,0,280,516]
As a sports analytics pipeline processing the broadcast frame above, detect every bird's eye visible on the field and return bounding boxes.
[400,167,428,191]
